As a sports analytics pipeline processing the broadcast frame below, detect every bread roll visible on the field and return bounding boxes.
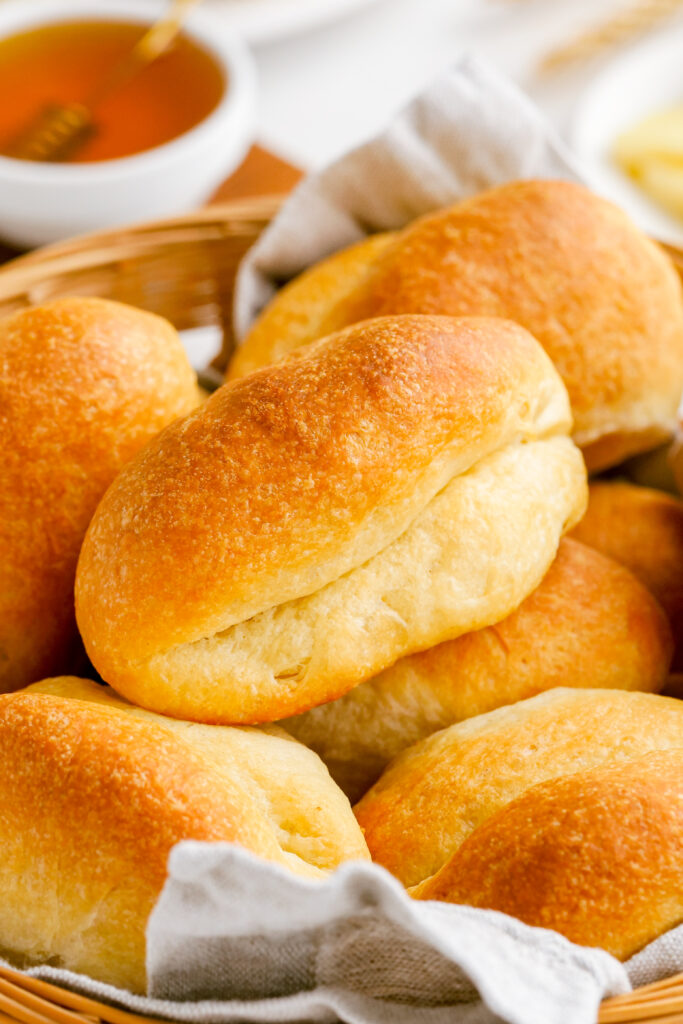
[0,298,199,693]
[283,539,673,801]
[414,750,683,961]
[232,180,683,472]
[75,314,586,723]
[233,232,396,378]
[571,481,683,669]
[354,688,683,888]
[0,677,369,993]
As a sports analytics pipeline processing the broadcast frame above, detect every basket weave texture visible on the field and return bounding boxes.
[0,195,282,374]
[0,198,681,1024]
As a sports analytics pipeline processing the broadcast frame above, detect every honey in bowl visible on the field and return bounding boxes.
[0,20,226,163]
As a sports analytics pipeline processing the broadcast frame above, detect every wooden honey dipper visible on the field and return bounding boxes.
[4,0,203,162]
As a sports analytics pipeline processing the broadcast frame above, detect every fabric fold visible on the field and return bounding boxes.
[233,53,584,342]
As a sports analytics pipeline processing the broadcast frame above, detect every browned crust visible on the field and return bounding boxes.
[76,313,573,666]
[238,181,683,471]
[570,481,683,669]
[0,297,199,693]
[415,750,683,961]
[228,232,397,379]
[0,680,369,991]
[0,689,259,992]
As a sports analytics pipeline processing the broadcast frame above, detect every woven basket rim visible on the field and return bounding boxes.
[0,962,682,1024]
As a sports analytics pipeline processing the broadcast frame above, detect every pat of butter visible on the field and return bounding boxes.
[614,107,683,220]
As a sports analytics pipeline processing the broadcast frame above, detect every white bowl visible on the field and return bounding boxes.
[0,0,256,248]
[572,26,683,247]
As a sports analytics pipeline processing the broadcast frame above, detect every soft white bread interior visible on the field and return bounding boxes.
[283,538,673,800]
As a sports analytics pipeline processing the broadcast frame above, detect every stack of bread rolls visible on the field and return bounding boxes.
[2,179,683,994]
[75,313,586,721]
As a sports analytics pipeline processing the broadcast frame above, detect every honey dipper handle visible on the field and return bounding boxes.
[132,0,205,63]
[88,0,204,106]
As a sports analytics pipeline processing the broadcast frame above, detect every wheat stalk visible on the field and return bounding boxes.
[539,0,683,72]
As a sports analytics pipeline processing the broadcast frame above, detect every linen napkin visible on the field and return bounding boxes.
[9,842,682,1024]
[233,53,585,341]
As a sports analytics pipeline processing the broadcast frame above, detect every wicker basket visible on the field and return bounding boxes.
[0,194,282,377]
[0,198,681,1024]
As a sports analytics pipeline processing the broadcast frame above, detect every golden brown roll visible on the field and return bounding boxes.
[354,688,683,889]
[234,232,396,377]
[75,314,586,724]
[0,297,199,694]
[232,180,683,472]
[0,677,369,993]
[283,538,673,801]
[570,481,683,669]
[414,750,683,961]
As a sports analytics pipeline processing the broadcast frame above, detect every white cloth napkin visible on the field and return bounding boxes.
[233,53,584,341]
[8,843,682,1024]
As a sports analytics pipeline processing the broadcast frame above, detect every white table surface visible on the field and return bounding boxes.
[235,0,667,171]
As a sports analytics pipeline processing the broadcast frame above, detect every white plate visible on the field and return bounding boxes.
[205,0,381,45]
[572,26,683,247]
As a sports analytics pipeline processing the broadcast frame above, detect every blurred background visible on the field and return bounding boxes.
[226,0,646,168]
